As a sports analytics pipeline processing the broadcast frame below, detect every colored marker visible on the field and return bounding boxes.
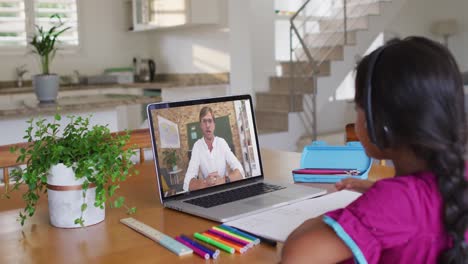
[175,237,209,259]
[207,229,251,247]
[219,226,277,246]
[180,235,220,259]
[220,224,261,245]
[224,227,277,246]
[222,227,277,247]
[194,232,235,254]
[212,226,253,244]
[202,232,247,254]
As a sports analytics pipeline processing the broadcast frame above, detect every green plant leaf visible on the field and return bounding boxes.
[81,203,87,212]
[74,217,84,227]
[113,197,125,208]
[108,185,119,197]
[127,207,137,215]
[29,14,70,74]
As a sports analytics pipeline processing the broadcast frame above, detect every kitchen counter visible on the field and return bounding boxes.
[0,82,174,96]
[0,93,161,119]
[0,72,230,95]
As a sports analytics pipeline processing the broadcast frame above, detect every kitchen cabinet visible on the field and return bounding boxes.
[131,0,219,31]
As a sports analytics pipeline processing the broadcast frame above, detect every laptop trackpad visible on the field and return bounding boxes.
[242,195,287,207]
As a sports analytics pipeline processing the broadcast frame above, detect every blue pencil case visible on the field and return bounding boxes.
[292,141,372,183]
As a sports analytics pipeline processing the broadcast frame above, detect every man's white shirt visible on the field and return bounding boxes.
[183,136,245,191]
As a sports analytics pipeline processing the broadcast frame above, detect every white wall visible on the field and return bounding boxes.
[148,26,230,74]
[0,0,151,81]
[228,0,276,96]
[250,1,276,94]
[148,0,276,97]
[387,0,468,71]
[148,0,230,74]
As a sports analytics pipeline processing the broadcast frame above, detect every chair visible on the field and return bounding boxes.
[115,128,152,163]
[345,123,359,143]
[0,141,30,192]
[345,123,386,166]
[0,128,153,192]
[159,167,184,194]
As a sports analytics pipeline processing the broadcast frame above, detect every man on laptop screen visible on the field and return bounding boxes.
[184,106,245,191]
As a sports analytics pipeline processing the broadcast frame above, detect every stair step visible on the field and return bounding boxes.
[294,46,344,62]
[331,2,381,18]
[319,16,368,32]
[304,31,356,47]
[256,92,303,112]
[269,76,316,94]
[257,128,288,135]
[280,60,330,76]
[255,110,289,131]
[335,0,390,8]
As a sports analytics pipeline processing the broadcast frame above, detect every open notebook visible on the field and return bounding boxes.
[224,190,362,242]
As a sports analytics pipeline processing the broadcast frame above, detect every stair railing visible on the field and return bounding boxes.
[289,0,380,141]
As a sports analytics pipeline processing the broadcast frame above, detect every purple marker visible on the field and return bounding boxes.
[207,229,252,248]
[175,237,209,259]
[180,235,220,259]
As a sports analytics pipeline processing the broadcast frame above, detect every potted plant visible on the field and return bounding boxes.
[162,149,179,171]
[30,14,70,103]
[4,114,137,228]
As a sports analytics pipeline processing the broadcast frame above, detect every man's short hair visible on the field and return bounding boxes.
[199,106,215,122]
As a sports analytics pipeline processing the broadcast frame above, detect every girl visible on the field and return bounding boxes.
[281,36,468,263]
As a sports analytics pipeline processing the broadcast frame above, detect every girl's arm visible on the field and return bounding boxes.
[281,217,353,264]
[336,178,374,193]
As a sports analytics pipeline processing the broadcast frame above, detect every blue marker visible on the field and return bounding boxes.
[180,235,220,259]
[219,224,260,245]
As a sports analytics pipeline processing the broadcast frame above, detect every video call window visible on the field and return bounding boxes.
[150,99,260,198]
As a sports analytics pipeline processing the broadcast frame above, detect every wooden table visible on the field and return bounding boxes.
[0,149,394,264]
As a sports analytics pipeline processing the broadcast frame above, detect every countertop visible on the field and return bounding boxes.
[0,94,161,120]
[0,73,230,96]
[0,82,176,96]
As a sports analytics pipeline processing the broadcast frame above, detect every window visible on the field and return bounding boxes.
[0,0,78,48]
[34,0,79,46]
[0,0,27,46]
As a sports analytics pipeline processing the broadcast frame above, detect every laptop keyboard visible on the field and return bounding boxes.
[184,183,286,208]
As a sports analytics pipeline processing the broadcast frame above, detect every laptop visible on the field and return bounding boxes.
[147,94,325,222]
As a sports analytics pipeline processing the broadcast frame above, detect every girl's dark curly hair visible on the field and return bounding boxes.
[355,36,468,263]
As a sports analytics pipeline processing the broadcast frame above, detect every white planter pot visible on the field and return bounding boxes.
[47,163,105,228]
[33,74,59,103]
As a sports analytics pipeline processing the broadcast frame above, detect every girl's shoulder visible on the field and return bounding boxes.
[363,171,438,204]
[350,171,442,225]
[372,171,437,196]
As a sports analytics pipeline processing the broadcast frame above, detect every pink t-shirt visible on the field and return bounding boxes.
[324,172,454,263]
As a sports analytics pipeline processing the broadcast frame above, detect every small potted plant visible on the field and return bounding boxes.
[30,14,70,103]
[4,114,137,228]
[163,149,179,171]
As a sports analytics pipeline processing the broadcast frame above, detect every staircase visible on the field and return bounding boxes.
[256,0,407,151]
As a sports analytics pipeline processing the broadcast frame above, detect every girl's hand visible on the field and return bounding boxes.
[335,178,374,193]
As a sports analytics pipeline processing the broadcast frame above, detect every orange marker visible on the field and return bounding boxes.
[202,232,247,254]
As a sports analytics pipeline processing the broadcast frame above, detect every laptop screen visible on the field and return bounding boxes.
[147,95,263,199]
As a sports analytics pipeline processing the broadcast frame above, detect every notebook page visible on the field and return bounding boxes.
[224,190,362,242]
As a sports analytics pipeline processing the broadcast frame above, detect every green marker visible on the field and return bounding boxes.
[194,232,235,254]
